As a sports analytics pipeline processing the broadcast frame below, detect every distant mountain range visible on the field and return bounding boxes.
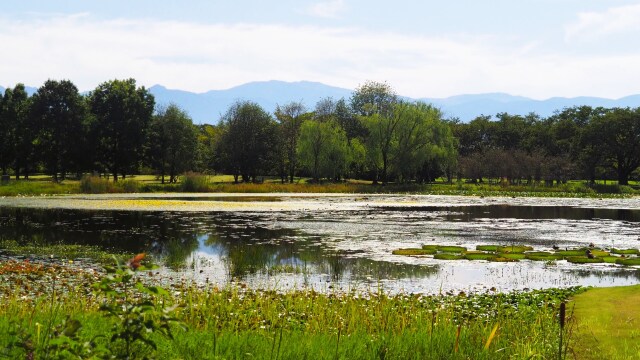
[3,81,640,124]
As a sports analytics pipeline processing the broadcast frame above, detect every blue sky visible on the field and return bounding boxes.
[2,0,640,99]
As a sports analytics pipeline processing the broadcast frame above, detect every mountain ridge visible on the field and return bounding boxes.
[2,81,639,124]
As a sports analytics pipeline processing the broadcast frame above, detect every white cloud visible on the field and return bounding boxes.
[307,0,347,19]
[565,4,640,42]
[1,14,639,99]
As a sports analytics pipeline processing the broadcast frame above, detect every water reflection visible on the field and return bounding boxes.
[0,203,639,294]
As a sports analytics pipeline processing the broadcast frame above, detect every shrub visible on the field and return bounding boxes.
[181,172,210,192]
[116,179,141,193]
[79,175,113,194]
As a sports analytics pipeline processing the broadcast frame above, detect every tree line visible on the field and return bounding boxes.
[1,79,639,185]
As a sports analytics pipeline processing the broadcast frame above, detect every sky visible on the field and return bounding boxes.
[1,0,640,99]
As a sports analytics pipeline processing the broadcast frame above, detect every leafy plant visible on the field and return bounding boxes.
[92,253,186,359]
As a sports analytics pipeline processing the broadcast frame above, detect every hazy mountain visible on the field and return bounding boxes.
[3,81,640,124]
[150,80,353,124]
[425,93,640,121]
[149,81,640,124]
[0,85,38,96]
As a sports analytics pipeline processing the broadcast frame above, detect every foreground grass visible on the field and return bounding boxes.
[570,285,640,359]
[0,257,581,359]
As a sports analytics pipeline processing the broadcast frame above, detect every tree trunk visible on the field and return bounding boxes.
[618,172,629,185]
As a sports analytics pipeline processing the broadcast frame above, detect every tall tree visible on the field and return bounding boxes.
[350,80,397,117]
[147,104,198,184]
[0,89,12,177]
[30,80,87,181]
[297,119,350,182]
[89,79,155,181]
[274,101,308,183]
[218,101,276,183]
[0,85,31,179]
[10,85,35,179]
[588,107,640,185]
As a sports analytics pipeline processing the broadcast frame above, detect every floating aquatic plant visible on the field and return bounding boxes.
[436,246,467,253]
[392,248,437,256]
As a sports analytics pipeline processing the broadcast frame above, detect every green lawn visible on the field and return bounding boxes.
[570,285,640,359]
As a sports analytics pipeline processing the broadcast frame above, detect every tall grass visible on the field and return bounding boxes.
[0,277,581,359]
[181,172,211,192]
[0,179,79,196]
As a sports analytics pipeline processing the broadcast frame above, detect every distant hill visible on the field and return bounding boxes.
[150,81,353,124]
[0,85,38,97]
[424,93,640,121]
[149,82,640,124]
[3,81,640,124]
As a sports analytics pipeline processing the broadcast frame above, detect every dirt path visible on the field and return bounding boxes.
[570,284,640,359]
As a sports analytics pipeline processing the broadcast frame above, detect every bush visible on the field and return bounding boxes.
[181,172,210,192]
[116,179,141,193]
[79,175,113,194]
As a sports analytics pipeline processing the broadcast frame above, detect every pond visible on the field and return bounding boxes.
[1,193,639,294]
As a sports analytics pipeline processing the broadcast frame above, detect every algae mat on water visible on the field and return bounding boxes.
[571,285,640,359]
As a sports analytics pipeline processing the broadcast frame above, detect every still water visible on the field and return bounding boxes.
[1,194,639,294]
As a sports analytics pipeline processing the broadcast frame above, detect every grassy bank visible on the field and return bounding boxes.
[570,285,640,359]
[1,174,638,197]
[0,255,582,359]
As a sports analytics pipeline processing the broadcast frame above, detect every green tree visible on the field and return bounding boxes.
[30,80,87,181]
[297,119,350,181]
[10,86,35,179]
[274,101,308,183]
[350,80,397,117]
[218,101,277,183]
[89,79,155,181]
[588,107,640,185]
[194,124,222,173]
[147,104,198,184]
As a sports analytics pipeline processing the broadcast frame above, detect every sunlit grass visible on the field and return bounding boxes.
[0,270,583,360]
[571,285,640,359]
[0,175,637,197]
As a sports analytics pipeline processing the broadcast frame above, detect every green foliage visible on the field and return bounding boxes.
[147,104,198,184]
[80,175,112,193]
[218,101,277,183]
[181,172,211,192]
[93,257,184,359]
[30,79,88,181]
[297,119,351,181]
[89,78,155,181]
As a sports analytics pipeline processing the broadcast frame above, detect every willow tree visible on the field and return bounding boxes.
[297,119,350,182]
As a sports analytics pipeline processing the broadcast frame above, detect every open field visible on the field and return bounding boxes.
[570,285,640,359]
[1,174,638,197]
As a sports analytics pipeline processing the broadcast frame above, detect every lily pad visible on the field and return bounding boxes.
[497,245,534,253]
[464,253,497,261]
[475,245,499,252]
[611,248,640,255]
[500,253,526,260]
[566,256,604,264]
[434,253,465,260]
[437,246,467,253]
[615,258,640,266]
[392,248,437,256]
[491,257,519,263]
